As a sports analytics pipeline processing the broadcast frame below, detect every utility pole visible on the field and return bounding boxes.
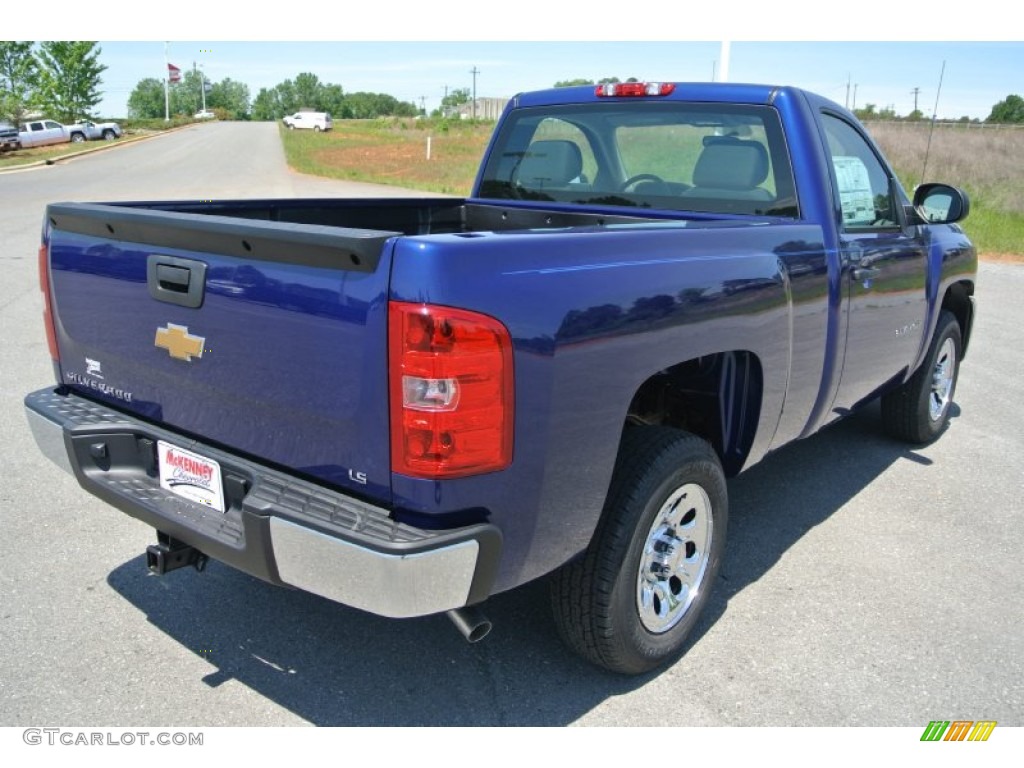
[164,42,170,122]
[419,96,426,115]
[852,84,858,111]
[846,74,851,109]
[470,66,479,120]
[193,61,207,114]
[911,87,921,113]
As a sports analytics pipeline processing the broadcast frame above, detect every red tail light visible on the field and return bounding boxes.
[38,244,58,361]
[389,301,514,479]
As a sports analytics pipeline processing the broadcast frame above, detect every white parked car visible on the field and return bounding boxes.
[194,110,216,120]
[282,112,332,132]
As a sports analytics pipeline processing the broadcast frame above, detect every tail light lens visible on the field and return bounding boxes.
[595,82,675,97]
[389,301,514,478]
[38,244,58,361]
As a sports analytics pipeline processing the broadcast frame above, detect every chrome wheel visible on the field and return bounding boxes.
[636,483,714,633]
[930,337,956,422]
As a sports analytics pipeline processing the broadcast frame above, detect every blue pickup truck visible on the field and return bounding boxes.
[25,82,976,674]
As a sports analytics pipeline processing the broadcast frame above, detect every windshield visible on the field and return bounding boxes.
[478,102,798,217]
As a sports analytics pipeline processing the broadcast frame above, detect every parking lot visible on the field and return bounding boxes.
[1,123,1021,727]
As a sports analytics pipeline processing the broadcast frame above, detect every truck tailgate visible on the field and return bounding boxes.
[45,202,398,501]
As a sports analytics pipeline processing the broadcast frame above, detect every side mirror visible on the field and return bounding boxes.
[912,183,970,224]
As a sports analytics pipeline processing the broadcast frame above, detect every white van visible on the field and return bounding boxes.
[282,112,332,132]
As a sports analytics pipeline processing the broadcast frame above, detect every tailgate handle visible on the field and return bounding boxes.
[147,255,207,308]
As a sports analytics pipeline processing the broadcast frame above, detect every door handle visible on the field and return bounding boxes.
[851,266,881,282]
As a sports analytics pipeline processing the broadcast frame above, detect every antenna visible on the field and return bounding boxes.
[921,61,946,185]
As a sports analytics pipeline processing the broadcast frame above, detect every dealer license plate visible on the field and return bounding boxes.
[157,441,226,513]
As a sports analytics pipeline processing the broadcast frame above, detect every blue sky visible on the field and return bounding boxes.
[12,2,1022,120]
[86,40,1022,121]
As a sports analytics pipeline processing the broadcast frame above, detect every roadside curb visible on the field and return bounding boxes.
[0,123,196,174]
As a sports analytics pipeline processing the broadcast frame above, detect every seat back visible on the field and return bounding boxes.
[515,140,584,190]
[682,136,773,201]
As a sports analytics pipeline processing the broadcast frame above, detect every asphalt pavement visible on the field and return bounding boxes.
[0,123,1021,727]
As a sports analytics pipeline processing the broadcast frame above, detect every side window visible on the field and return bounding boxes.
[531,118,597,184]
[44,121,60,129]
[821,114,896,229]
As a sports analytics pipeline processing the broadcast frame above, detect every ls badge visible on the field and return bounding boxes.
[155,323,206,361]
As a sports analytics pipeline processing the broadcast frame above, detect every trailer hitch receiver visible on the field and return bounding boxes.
[146,532,209,574]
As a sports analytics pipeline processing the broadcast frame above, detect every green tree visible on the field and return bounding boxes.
[275,79,300,115]
[293,72,322,110]
[251,87,280,120]
[207,77,250,119]
[320,83,345,117]
[553,76,638,88]
[854,103,877,120]
[986,94,1024,123]
[173,69,207,116]
[344,91,416,118]
[0,41,39,124]
[127,77,165,119]
[35,41,106,122]
[433,87,470,117]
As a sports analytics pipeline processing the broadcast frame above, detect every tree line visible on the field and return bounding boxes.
[853,94,1024,124]
[128,70,251,121]
[249,72,419,120]
[0,41,105,125]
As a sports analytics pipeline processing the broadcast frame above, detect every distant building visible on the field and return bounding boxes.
[456,98,509,120]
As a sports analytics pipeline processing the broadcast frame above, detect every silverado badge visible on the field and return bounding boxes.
[155,323,205,362]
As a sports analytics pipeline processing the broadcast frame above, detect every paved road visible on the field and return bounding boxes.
[1,123,1021,727]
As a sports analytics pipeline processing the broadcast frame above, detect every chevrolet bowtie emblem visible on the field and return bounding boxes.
[155,323,205,361]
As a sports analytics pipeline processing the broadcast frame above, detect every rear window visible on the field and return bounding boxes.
[478,102,797,217]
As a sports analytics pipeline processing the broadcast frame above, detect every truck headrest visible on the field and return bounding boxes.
[516,140,584,188]
[692,137,770,191]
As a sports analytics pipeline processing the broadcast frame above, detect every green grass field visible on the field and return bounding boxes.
[280,118,494,195]
[868,121,1024,257]
[282,117,1024,258]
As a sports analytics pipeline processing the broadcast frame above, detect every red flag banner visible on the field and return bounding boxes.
[167,63,181,84]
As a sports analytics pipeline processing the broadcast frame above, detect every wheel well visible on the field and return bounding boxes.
[624,351,762,476]
[941,281,974,357]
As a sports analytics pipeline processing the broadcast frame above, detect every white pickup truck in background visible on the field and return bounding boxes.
[17,119,70,147]
[68,119,123,141]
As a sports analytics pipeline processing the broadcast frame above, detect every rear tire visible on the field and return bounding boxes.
[881,310,962,444]
[551,427,728,674]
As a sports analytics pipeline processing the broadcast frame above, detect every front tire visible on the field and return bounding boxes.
[70,132,85,143]
[551,427,728,674]
[881,310,962,444]
[102,129,115,140]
